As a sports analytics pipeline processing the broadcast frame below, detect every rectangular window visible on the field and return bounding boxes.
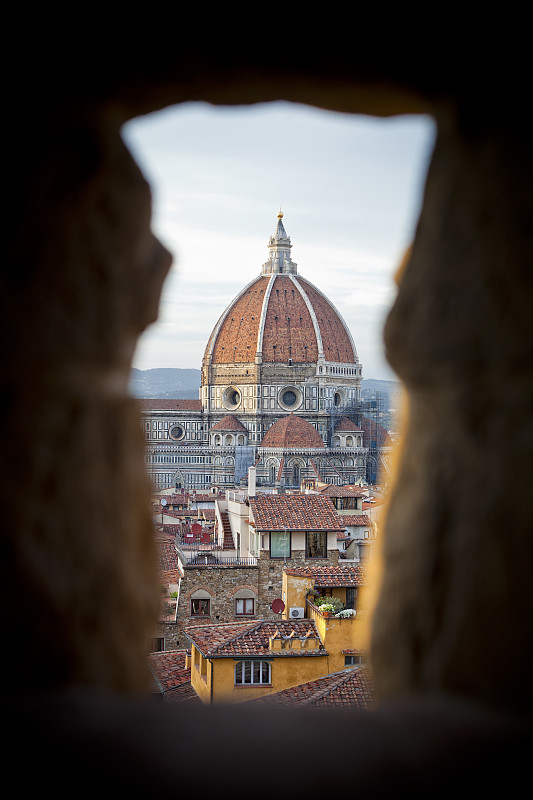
[344,655,363,666]
[306,531,327,559]
[270,531,291,559]
[191,598,210,617]
[235,598,255,616]
[345,587,357,610]
[150,637,165,653]
[235,660,271,685]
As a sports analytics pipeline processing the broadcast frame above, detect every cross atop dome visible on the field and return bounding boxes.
[262,210,298,275]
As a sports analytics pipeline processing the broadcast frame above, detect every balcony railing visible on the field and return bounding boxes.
[182,553,257,567]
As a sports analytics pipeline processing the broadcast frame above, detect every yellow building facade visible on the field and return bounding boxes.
[186,564,368,703]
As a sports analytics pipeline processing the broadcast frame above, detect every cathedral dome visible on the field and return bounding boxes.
[260,414,325,449]
[203,212,359,368]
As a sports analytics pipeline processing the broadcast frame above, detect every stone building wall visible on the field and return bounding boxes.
[176,564,259,642]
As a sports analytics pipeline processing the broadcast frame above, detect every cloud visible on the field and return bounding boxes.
[124,102,434,381]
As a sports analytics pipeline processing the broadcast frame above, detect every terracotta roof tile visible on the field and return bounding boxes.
[340,515,372,526]
[249,493,343,531]
[360,416,393,448]
[140,399,202,411]
[148,650,201,704]
[157,540,180,573]
[210,415,248,432]
[248,666,374,709]
[185,620,327,658]
[262,275,319,363]
[260,414,324,449]
[298,277,355,363]
[283,563,367,587]
[209,276,270,364]
[334,416,364,432]
[206,271,357,368]
[319,484,367,498]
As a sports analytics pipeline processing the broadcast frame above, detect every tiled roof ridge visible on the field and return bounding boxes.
[341,514,372,525]
[296,669,357,707]
[184,621,253,636]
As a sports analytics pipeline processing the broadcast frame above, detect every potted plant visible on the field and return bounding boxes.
[335,608,357,618]
[319,603,336,617]
[314,596,344,615]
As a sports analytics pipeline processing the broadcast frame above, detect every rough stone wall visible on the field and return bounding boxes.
[1,116,172,691]
[257,550,339,618]
[370,115,533,714]
[176,565,260,641]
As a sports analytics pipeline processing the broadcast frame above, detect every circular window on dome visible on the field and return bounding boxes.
[169,424,185,441]
[278,386,302,411]
[223,386,241,410]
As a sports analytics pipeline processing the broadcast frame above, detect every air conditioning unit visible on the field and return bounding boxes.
[290,607,305,619]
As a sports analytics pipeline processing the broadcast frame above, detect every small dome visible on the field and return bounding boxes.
[210,415,247,432]
[260,415,324,449]
[334,416,363,432]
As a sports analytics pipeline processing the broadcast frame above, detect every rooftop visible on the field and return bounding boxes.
[247,666,374,710]
[140,399,202,411]
[340,515,372,526]
[157,539,182,581]
[249,493,344,532]
[148,650,201,704]
[284,563,367,587]
[319,484,367,498]
[185,619,326,658]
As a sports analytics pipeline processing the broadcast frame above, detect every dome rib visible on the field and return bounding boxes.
[203,214,360,369]
[298,277,357,363]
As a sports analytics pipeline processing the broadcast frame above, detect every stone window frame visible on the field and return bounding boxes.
[191,598,210,617]
[278,384,303,411]
[235,597,255,616]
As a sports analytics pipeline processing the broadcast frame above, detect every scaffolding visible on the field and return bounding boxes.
[327,393,385,484]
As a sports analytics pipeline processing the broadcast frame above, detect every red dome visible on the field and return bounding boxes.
[203,213,358,370]
[260,415,324,449]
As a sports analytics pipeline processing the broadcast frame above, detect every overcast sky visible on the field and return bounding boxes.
[122,101,435,381]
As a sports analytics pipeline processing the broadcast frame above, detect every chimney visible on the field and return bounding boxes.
[248,466,256,497]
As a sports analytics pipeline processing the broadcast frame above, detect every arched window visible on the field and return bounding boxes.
[292,463,300,486]
[190,589,212,617]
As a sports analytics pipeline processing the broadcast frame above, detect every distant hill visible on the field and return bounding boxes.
[130,368,201,399]
[130,368,400,402]
[360,379,401,402]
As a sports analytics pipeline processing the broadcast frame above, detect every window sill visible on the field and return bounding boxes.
[234,684,272,689]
